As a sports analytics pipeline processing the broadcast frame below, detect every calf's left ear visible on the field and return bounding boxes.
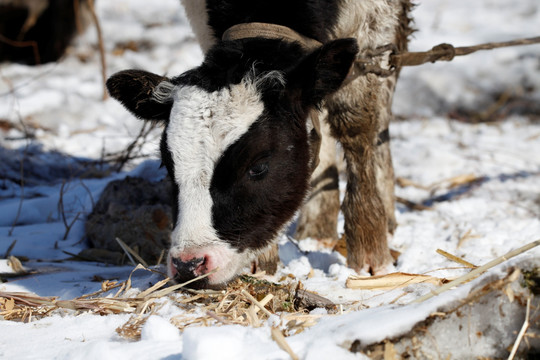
[106,69,173,122]
[291,38,359,106]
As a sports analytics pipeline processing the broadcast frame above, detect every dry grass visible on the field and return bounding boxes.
[1,239,538,349]
[0,265,330,341]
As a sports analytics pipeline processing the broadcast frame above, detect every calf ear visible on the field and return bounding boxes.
[106,70,173,122]
[291,38,359,106]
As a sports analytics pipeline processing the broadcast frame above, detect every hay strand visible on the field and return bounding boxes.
[507,295,532,360]
[271,327,299,360]
[137,277,171,299]
[148,269,218,298]
[115,237,148,267]
[346,272,447,290]
[436,249,477,268]
[411,239,540,304]
[241,289,273,318]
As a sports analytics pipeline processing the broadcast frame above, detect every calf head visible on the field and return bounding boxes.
[106,38,358,288]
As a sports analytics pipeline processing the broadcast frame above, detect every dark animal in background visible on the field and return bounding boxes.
[0,0,91,64]
[107,0,412,288]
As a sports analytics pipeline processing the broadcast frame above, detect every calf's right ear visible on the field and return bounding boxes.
[106,70,173,122]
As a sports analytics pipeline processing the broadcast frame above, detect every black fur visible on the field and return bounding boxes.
[106,70,172,122]
[206,0,343,43]
[210,107,311,253]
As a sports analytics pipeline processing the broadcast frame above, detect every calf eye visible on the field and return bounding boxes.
[248,162,269,180]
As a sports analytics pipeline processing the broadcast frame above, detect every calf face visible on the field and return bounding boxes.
[107,39,358,287]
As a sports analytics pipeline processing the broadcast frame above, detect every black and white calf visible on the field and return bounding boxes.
[107,0,411,287]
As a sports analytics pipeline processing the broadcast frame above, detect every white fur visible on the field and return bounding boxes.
[180,0,215,53]
[152,81,176,103]
[332,0,401,70]
[165,77,265,284]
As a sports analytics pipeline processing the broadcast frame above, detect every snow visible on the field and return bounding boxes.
[1,0,540,359]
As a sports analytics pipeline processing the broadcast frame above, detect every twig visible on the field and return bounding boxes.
[396,196,432,211]
[73,0,84,35]
[8,107,30,237]
[0,33,40,65]
[508,295,532,360]
[87,0,107,100]
[0,65,58,98]
[411,239,540,304]
[58,181,82,240]
[4,240,17,258]
[109,122,158,172]
[79,179,95,209]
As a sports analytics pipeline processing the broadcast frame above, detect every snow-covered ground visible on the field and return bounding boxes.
[1,0,540,359]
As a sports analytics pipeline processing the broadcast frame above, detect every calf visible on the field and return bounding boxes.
[107,0,411,287]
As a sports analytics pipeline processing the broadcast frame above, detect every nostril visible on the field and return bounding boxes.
[172,256,206,275]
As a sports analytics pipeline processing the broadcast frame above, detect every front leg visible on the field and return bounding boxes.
[327,75,395,274]
[341,139,393,273]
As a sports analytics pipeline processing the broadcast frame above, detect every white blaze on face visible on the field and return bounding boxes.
[165,78,265,282]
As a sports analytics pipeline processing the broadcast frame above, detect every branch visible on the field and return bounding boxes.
[0,34,40,65]
[87,0,108,100]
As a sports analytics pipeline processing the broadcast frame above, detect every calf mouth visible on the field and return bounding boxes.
[166,245,254,289]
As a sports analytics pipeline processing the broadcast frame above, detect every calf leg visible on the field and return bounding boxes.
[325,0,411,272]
[327,74,396,274]
[295,110,341,242]
[374,79,397,235]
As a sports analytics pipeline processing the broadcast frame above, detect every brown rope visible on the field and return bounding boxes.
[392,36,540,68]
[222,22,322,50]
